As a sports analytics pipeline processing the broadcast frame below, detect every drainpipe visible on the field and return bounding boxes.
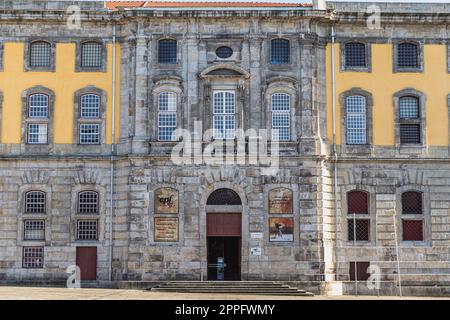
[331,23,339,282]
[109,23,117,282]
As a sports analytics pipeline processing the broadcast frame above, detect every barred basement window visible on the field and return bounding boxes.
[158,92,177,141]
[81,41,102,68]
[270,39,290,65]
[77,220,98,240]
[80,94,100,118]
[78,191,99,214]
[346,95,367,145]
[397,43,419,68]
[22,246,44,268]
[158,39,177,64]
[25,191,46,214]
[347,191,370,241]
[271,93,290,141]
[29,41,51,68]
[79,124,100,144]
[349,262,370,281]
[213,91,236,140]
[28,94,49,118]
[399,96,421,144]
[402,191,424,241]
[24,220,45,240]
[345,42,366,68]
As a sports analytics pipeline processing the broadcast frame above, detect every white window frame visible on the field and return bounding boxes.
[27,123,48,144]
[213,90,236,140]
[79,123,100,145]
[346,95,367,145]
[271,93,291,141]
[157,92,177,141]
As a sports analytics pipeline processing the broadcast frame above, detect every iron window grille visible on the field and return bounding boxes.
[24,220,45,240]
[397,43,419,68]
[158,92,177,141]
[346,95,367,145]
[29,41,51,68]
[345,42,366,68]
[79,124,100,144]
[401,191,424,241]
[399,96,421,144]
[81,41,102,68]
[78,191,99,214]
[77,220,98,240]
[80,94,100,118]
[28,94,49,118]
[271,93,291,141]
[270,39,290,65]
[213,91,236,140]
[27,123,48,144]
[347,191,370,241]
[158,39,177,64]
[22,246,44,268]
[206,188,242,205]
[25,191,46,214]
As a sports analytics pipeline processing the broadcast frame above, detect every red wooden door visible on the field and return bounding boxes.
[76,247,97,280]
[207,213,242,237]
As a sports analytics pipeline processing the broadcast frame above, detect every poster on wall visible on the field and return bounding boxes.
[154,217,179,242]
[155,188,179,214]
[269,217,294,242]
[268,188,293,214]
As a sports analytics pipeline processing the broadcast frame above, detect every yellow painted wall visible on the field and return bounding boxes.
[326,43,450,146]
[0,42,121,144]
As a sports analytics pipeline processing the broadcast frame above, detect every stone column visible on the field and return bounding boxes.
[247,35,264,132]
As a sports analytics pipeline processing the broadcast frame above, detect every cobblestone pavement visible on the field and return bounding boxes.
[0,286,448,300]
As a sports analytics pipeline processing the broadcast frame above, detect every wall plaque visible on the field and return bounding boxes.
[269,217,294,242]
[268,188,293,214]
[154,217,179,242]
[155,188,179,214]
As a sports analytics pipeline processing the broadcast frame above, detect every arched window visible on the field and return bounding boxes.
[401,191,423,241]
[78,191,99,214]
[25,191,46,214]
[347,191,369,241]
[270,39,290,65]
[76,90,103,145]
[23,87,54,145]
[29,41,51,68]
[158,92,177,141]
[397,42,419,68]
[158,39,177,64]
[344,42,367,68]
[399,96,420,144]
[346,95,367,145]
[207,189,242,205]
[271,93,291,141]
[81,41,102,68]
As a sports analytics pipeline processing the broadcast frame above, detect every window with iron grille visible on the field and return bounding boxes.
[213,91,235,140]
[27,123,48,144]
[397,43,419,68]
[346,95,367,145]
[29,41,51,68]
[270,39,290,65]
[347,191,370,241]
[399,96,421,144]
[271,93,290,141]
[81,41,102,68]
[22,246,44,268]
[80,94,100,118]
[78,191,99,214]
[402,191,424,241]
[28,94,49,118]
[158,39,177,64]
[79,124,100,144]
[158,92,177,141]
[349,261,370,281]
[24,220,45,240]
[77,220,98,240]
[25,191,46,214]
[345,42,366,68]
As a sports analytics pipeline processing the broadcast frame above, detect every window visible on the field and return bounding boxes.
[270,39,290,64]
[28,94,48,118]
[397,42,419,69]
[213,91,235,140]
[29,41,51,68]
[79,124,100,144]
[344,42,367,68]
[347,191,370,241]
[27,123,48,144]
[80,94,100,118]
[78,191,99,214]
[81,41,102,68]
[24,220,45,240]
[346,95,367,145]
[401,191,424,241]
[349,262,370,281]
[75,89,104,146]
[158,39,177,64]
[216,46,233,59]
[158,92,177,141]
[25,191,46,214]
[77,220,98,240]
[399,96,421,144]
[271,93,290,141]
[23,247,44,268]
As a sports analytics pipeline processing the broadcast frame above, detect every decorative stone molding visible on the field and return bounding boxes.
[21,170,51,185]
[74,169,103,185]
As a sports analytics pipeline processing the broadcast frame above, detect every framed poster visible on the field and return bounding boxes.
[154,217,179,242]
[155,188,179,214]
[268,188,293,214]
[269,217,294,242]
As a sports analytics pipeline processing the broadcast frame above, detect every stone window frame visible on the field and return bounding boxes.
[21,86,55,151]
[156,36,180,66]
[24,39,56,72]
[339,88,373,154]
[339,40,372,72]
[0,42,3,71]
[0,91,3,143]
[447,43,450,73]
[395,185,431,247]
[448,95,450,155]
[267,36,292,69]
[393,88,426,152]
[75,39,107,73]
[392,40,424,73]
[73,86,107,148]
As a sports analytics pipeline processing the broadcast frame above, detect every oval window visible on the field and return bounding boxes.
[216,46,233,59]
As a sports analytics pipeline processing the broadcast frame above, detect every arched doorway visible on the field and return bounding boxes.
[206,189,242,281]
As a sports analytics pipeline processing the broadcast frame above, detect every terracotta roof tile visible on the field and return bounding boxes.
[106,1,311,10]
